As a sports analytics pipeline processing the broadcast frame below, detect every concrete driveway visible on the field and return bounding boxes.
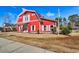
[0,38,52,53]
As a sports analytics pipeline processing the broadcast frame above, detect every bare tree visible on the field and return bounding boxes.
[3,14,13,32]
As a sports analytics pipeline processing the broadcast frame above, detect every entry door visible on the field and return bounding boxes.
[23,24,28,32]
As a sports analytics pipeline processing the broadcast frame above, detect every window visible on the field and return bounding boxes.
[23,15,30,22]
[44,26,46,31]
[42,25,51,31]
[32,26,34,31]
[46,25,49,31]
[25,16,28,21]
[23,24,27,30]
[32,14,35,16]
[50,25,53,30]
[31,25,35,31]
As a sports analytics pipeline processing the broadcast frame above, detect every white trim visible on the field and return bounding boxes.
[43,25,46,31]
[16,9,36,24]
[46,25,51,31]
[49,25,51,31]
[28,15,30,22]
[42,25,51,31]
[23,15,30,23]
[18,9,36,17]
[34,25,35,31]
[31,25,32,31]
[46,25,48,31]
[31,25,35,31]
[17,20,39,24]
[32,14,35,16]
[42,25,44,31]
[23,16,25,23]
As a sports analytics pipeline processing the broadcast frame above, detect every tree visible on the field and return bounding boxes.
[63,17,67,26]
[55,17,62,29]
[3,15,13,32]
[55,17,62,23]
[68,14,79,30]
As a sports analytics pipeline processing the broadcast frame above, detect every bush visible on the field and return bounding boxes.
[68,26,72,30]
[61,27,71,35]
[51,27,56,34]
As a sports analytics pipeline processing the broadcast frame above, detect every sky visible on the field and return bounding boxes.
[0,6,79,27]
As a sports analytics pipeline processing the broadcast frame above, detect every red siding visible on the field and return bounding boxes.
[28,21,40,32]
[40,19,56,32]
[17,11,38,24]
[17,16,21,24]
[16,10,57,33]
[42,20,55,25]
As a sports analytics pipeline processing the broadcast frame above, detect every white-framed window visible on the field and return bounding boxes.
[46,25,49,31]
[44,26,46,31]
[23,15,30,22]
[32,14,35,16]
[50,25,54,30]
[42,25,51,31]
[31,25,35,31]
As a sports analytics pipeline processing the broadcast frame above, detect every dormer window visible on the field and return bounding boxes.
[23,15,30,22]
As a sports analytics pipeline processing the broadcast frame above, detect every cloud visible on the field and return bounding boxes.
[46,12,55,17]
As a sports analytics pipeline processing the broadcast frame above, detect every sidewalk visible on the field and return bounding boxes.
[0,38,53,53]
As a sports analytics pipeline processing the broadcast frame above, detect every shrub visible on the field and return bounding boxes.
[68,26,72,30]
[61,27,71,35]
[51,27,56,34]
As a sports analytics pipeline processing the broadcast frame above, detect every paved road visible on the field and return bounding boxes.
[0,38,53,53]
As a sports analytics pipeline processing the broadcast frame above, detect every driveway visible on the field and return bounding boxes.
[0,38,53,53]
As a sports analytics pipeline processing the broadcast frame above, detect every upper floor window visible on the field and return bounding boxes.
[23,15,30,22]
[32,14,35,16]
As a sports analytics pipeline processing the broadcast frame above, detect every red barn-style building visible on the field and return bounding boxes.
[16,9,57,33]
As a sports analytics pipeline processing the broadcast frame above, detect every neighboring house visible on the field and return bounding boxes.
[16,9,57,33]
[3,23,16,32]
[0,27,3,32]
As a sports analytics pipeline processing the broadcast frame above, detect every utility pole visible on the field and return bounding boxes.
[57,8,60,36]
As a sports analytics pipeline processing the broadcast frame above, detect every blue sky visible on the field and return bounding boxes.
[0,6,79,27]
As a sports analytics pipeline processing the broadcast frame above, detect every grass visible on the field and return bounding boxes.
[0,32,79,53]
